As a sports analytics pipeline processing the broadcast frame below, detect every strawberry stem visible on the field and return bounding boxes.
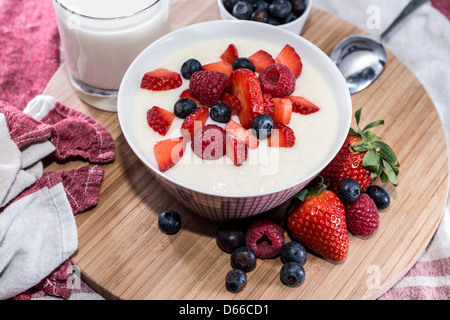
[350,107,400,186]
[292,176,329,202]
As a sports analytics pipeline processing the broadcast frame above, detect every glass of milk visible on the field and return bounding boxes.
[53,0,171,112]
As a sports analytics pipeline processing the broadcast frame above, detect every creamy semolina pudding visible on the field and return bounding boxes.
[130,38,340,195]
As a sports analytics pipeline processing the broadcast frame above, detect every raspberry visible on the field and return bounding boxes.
[258,63,296,97]
[191,124,226,160]
[189,71,230,107]
[344,193,379,237]
[245,218,285,259]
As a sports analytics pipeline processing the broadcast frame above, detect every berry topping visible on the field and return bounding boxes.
[280,262,305,287]
[216,221,247,253]
[258,63,296,97]
[220,92,242,115]
[251,114,274,139]
[226,134,248,167]
[153,137,186,172]
[141,68,183,91]
[220,44,239,65]
[158,210,181,234]
[147,106,175,136]
[191,124,226,160]
[275,44,303,78]
[268,124,295,148]
[225,269,247,293]
[232,57,256,72]
[202,61,233,77]
[272,97,292,125]
[336,178,361,203]
[248,49,275,73]
[231,247,257,272]
[174,98,197,119]
[181,106,209,141]
[366,185,390,210]
[181,59,202,79]
[287,96,320,114]
[225,119,259,149]
[230,68,265,129]
[189,70,230,107]
[245,218,285,259]
[180,89,203,106]
[344,193,379,237]
[280,241,306,265]
[210,102,232,123]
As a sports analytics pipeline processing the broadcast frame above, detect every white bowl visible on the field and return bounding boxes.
[118,20,351,222]
[217,0,312,34]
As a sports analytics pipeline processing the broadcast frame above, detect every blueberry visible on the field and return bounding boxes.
[210,102,232,123]
[366,185,390,210]
[223,0,239,12]
[291,0,307,16]
[158,210,181,234]
[251,114,274,139]
[216,221,247,253]
[280,241,306,265]
[251,9,269,23]
[231,247,257,272]
[253,0,269,11]
[336,178,361,203]
[280,262,305,287]
[181,58,202,79]
[232,0,254,20]
[268,16,282,26]
[282,12,298,24]
[268,0,292,19]
[225,269,247,293]
[174,98,197,119]
[232,57,256,72]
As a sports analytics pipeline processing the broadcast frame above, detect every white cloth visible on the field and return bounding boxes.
[0,183,78,300]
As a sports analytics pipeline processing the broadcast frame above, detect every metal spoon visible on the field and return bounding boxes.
[330,0,428,94]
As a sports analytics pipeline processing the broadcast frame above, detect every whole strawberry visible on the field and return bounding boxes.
[344,193,379,237]
[286,177,349,263]
[320,108,399,192]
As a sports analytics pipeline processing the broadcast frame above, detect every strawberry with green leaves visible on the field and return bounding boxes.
[320,108,399,191]
[286,177,349,263]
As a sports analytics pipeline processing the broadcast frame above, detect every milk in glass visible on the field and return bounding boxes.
[53,0,170,111]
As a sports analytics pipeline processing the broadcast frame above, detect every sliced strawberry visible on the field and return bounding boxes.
[272,97,292,125]
[221,92,241,115]
[226,134,248,167]
[154,137,186,172]
[225,120,259,150]
[181,106,209,141]
[248,50,275,73]
[141,68,183,91]
[268,124,295,148]
[275,45,303,78]
[229,69,265,129]
[180,89,203,106]
[202,61,233,77]
[287,96,320,115]
[262,93,275,118]
[220,44,239,65]
[147,106,176,136]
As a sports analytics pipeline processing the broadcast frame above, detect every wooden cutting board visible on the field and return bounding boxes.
[43,1,449,300]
